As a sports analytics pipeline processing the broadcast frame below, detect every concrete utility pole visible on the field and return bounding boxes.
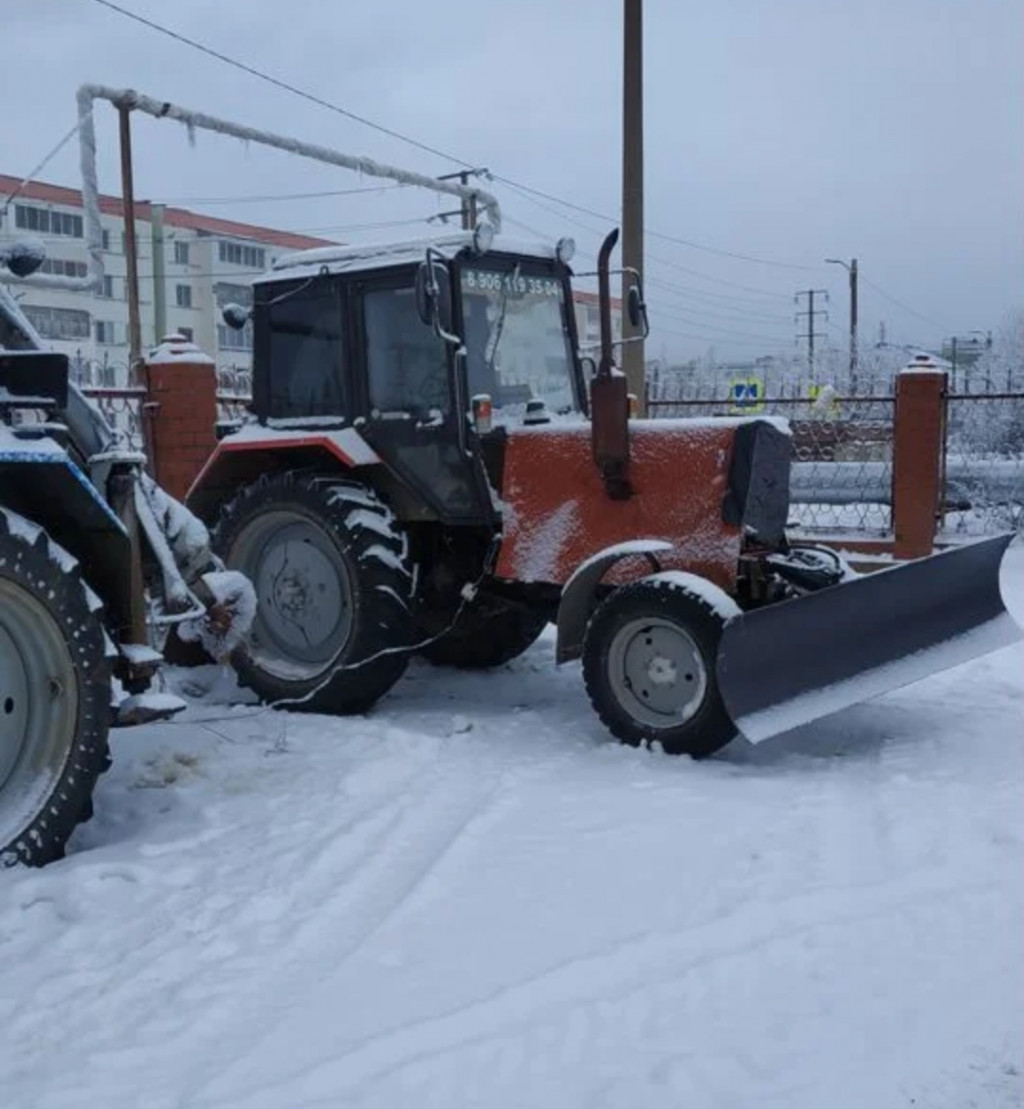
[621,0,646,413]
[151,203,167,345]
[826,257,858,392]
[116,99,143,383]
[795,288,829,381]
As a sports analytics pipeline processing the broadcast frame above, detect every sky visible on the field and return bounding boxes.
[2,0,1022,364]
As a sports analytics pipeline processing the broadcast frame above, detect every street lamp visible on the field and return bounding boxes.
[825,257,858,394]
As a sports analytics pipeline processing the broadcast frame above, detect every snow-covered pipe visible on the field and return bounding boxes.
[0,91,104,293]
[2,84,502,293]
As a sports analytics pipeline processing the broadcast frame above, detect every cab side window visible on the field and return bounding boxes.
[264,283,346,419]
[364,286,449,415]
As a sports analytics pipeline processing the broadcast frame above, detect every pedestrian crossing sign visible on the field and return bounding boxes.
[729,376,764,413]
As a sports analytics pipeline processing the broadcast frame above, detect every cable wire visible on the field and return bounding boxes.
[860,275,944,330]
[86,0,819,280]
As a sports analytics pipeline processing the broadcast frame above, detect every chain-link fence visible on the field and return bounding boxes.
[647,386,896,536]
[942,388,1024,536]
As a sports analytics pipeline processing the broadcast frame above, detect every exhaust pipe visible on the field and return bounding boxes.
[591,229,632,500]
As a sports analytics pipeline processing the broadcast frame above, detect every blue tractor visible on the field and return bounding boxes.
[0,240,253,865]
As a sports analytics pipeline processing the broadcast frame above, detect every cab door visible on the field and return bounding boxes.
[351,270,495,525]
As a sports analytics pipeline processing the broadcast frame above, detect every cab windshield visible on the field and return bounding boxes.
[460,263,578,421]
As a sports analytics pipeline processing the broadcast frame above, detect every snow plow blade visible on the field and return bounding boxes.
[717,534,1021,743]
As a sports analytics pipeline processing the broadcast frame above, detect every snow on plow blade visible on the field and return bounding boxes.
[718,534,1021,743]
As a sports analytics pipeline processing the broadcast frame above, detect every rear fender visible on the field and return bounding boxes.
[556,540,672,663]
[0,452,132,632]
[185,427,380,522]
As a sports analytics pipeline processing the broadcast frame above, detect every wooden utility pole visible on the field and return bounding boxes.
[436,168,486,230]
[621,0,645,413]
[849,257,858,392]
[827,256,859,392]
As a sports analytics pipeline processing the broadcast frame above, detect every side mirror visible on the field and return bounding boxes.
[414,261,434,326]
[222,303,251,330]
[627,281,649,337]
[0,237,46,279]
[415,259,456,341]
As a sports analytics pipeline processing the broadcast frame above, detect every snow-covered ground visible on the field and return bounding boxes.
[3,548,1023,1109]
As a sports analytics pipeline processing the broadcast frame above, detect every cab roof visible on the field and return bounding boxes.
[258,231,560,286]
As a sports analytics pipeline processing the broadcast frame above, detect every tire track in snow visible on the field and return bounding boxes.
[188,755,532,1106]
[197,870,1007,1109]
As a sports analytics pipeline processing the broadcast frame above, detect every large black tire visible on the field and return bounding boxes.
[582,575,738,758]
[421,596,548,669]
[0,509,111,867]
[212,472,414,714]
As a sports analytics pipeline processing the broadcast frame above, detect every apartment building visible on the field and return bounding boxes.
[0,172,619,386]
[0,173,329,384]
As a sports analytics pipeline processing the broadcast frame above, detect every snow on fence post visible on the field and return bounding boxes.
[143,333,218,500]
[892,356,947,559]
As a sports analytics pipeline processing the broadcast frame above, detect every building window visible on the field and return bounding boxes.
[101,229,111,252]
[95,320,119,345]
[215,282,254,308]
[14,204,83,238]
[217,323,253,351]
[218,241,266,269]
[174,241,190,265]
[178,326,194,342]
[21,305,91,341]
[99,274,115,298]
[175,284,193,309]
[37,258,87,278]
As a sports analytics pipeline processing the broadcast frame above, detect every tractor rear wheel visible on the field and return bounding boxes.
[421,596,548,669]
[0,509,111,866]
[582,575,738,758]
[212,473,415,714]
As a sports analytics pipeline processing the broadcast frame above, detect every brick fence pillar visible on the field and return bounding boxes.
[892,357,947,559]
[144,334,218,501]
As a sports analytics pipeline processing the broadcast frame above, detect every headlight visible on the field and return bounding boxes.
[556,236,576,264]
[472,222,494,255]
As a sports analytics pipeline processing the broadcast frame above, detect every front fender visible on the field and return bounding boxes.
[555,539,672,664]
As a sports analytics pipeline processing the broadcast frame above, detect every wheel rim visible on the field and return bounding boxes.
[0,578,79,839]
[230,510,354,681]
[606,615,708,730]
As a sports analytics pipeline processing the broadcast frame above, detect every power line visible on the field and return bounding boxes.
[495,175,814,270]
[86,0,817,281]
[650,305,794,344]
[87,0,471,169]
[860,275,944,330]
[501,177,795,298]
[644,282,794,323]
[152,184,405,206]
[2,119,85,216]
[654,323,792,349]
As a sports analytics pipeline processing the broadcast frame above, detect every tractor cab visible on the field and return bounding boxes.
[239,230,590,526]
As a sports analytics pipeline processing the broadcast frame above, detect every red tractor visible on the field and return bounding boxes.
[187,227,1018,756]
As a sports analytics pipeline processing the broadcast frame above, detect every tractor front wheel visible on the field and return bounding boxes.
[212,473,415,715]
[582,575,739,758]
